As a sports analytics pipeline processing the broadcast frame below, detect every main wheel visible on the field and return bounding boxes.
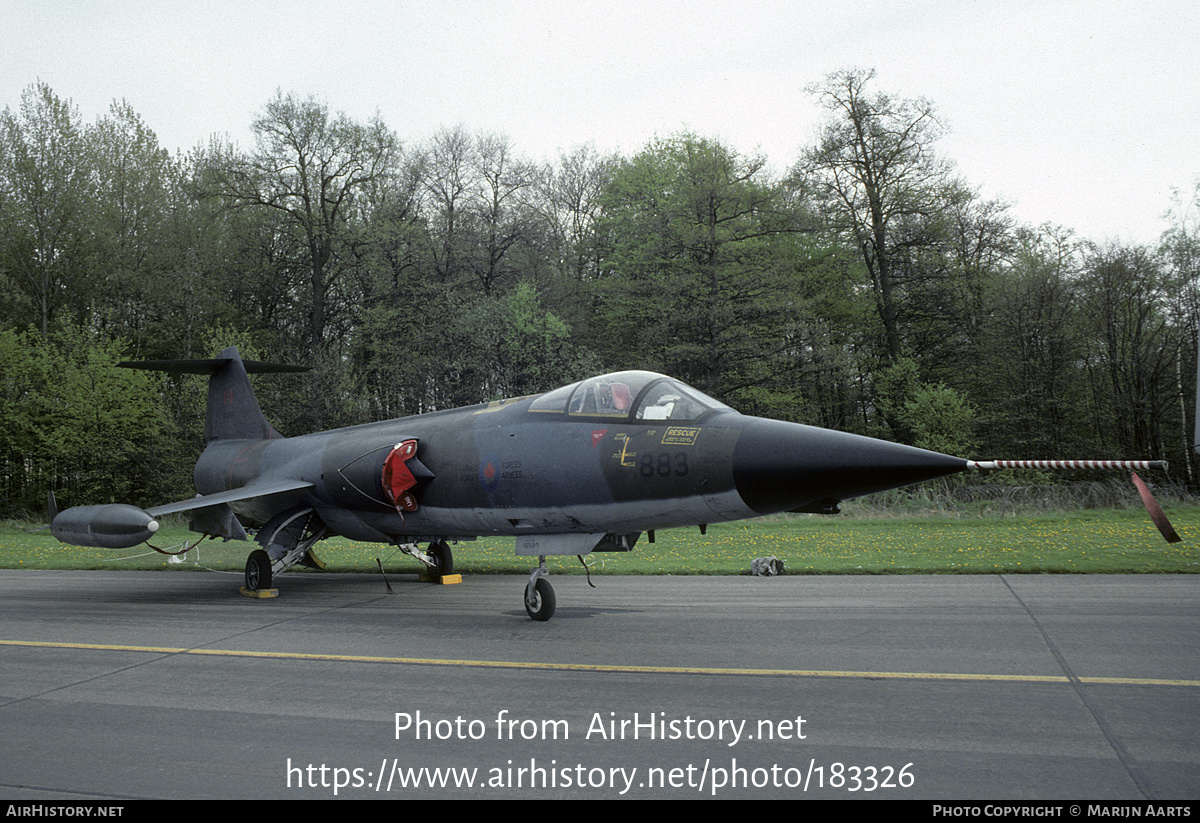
[524,577,556,621]
[245,549,273,590]
[429,541,453,576]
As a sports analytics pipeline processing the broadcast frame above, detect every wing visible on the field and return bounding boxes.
[146,479,315,517]
[145,479,316,542]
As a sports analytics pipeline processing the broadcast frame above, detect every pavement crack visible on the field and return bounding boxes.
[998,575,1158,800]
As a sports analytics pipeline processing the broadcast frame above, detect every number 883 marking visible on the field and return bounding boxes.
[639,451,689,478]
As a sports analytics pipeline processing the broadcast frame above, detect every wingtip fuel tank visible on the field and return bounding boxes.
[50,504,160,549]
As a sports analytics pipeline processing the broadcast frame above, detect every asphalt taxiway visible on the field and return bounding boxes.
[0,569,1196,799]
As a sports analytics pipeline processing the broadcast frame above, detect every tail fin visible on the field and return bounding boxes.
[120,346,307,442]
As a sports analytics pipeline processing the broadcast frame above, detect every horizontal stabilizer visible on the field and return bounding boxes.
[119,358,309,375]
[121,346,304,442]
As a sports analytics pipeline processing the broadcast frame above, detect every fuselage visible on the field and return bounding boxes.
[193,371,968,544]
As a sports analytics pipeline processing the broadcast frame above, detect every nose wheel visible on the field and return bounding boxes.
[524,559,556,621]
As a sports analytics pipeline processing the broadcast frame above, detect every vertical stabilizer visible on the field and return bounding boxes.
[120,346,307,443]
[204,347,280,442]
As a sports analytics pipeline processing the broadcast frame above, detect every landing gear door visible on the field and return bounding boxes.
[516,533,606,556]
[515,532,638,556]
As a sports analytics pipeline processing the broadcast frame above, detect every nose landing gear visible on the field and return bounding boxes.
[524,558,555,621]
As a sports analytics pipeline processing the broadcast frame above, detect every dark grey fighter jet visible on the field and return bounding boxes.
[48,347,1171,620]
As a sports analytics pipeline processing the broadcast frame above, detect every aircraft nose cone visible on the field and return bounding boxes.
[732,417,968,515]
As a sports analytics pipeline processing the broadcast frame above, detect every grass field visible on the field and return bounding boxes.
[3,505,1197,576]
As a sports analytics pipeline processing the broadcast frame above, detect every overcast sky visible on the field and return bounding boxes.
[3,0,1196,245]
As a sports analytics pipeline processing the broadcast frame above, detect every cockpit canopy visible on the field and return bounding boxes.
[528,371,731,421]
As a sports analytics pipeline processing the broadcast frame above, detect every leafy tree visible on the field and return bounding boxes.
[0,329,178,516]
[900,382,977,457]
[86,99,180,347]
[352,277,598,417]
[594,133,807,407]
[174,147,305,358]
[0,328,50,513]
[774,239,878,431]
[485,280,602,397]
[0,83,91,337]
[538,143,618,283]
[894,182,1014,381]
[872,356,921,440]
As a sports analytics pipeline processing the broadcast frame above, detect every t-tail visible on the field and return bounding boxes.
[120,346,307,442]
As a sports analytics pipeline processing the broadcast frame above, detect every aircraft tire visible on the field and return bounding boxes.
[245,549,273,590]
[524,577,556,621]
[429,541,453,576]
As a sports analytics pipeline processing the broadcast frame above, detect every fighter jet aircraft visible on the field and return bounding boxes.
[48,346,1173,620]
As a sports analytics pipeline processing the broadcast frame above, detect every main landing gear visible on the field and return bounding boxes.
[524,557,555,621]
[241,526,556,622]
[242,508,327,596]
[396,539,454,577]
[245,549,273,590]
[428,540,453,576]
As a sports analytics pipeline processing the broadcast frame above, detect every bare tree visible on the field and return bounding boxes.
[421,124,474,285]
[1159,179,1200,481]
[800,67,954,364]
[538,144,619,281]
[1083,242,1184,460]
[420,127,538,295]
[471,132,538,295]
[210,91,399,357]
